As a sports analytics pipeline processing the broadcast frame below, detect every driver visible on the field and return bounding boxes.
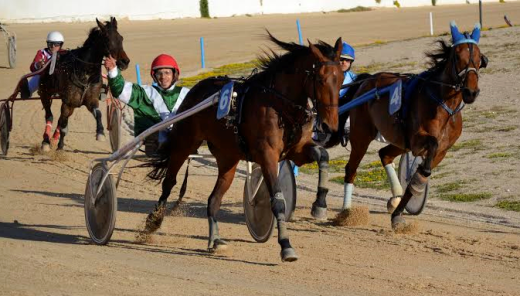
[104,53,190,155]
[21,31,65,99]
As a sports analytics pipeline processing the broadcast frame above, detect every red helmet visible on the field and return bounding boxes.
[150,54,180,78]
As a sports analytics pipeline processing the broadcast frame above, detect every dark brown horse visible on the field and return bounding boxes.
[330,22,487,228]
[146,34,343,262]
[39,17,129,151]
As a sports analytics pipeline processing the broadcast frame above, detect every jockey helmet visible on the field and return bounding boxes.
[151,54,180,78]
[341,42,355,61]
[46,31,64,43]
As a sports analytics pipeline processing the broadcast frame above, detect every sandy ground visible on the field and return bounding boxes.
[1,3,520,296]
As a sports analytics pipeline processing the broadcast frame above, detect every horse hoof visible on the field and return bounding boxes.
[391,215,406,229]
[96,133,106,142]
[208,239,228,254]
[41,143,51,152]
[281,248,298,262]
[387,197,401,214]
[311,205,327,221]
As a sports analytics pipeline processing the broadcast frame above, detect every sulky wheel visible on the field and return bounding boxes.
[7,36,16,69]
[398,152,429,215]
[108,102,121,153]
[84,163,117,245]
[243,161,297,243]
[0,102,11,156]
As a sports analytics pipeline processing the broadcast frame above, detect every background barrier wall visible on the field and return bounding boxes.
[0,0,516,23]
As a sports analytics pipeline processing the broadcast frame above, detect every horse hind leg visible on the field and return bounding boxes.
[206,155,239,253]
[144,134,203,234]
[378,145,406,214]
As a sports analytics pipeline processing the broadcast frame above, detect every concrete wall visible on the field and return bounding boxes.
[0,0,515,23]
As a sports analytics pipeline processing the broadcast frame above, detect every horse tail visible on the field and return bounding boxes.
[145,127,177,181]
[322,73,373,148]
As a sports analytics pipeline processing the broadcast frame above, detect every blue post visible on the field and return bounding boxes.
[296,19,303,45]
[200,37,206,68]
[135,63,141,85]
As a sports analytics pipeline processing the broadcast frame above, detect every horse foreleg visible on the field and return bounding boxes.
[260,157,298,262]
[55,104,74,150]
[391,148,446,228]
[91,107,106,142]
[343,134,373,210]
[309,145,330,220]
[206,158,238,253]
[379,145,407,213]
[40,96,54,151]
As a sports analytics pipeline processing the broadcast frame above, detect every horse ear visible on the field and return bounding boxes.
[334,37,343,60]
[96,18,106,31]
[111,17,118,29]
[309,42,325,61]
[450,21,464,45]
[470,23,481,43]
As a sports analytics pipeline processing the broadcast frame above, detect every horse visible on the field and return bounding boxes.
[325,22,488,228]
[145,33,344,262]
[39,17,130,151]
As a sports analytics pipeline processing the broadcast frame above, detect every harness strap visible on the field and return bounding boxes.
[425,86,465,116]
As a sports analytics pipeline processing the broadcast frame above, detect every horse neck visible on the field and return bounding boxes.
[271,70,309,106]
[76,36,106,67]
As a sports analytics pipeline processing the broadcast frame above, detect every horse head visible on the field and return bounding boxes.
[306,38,343,134]
[96,17,130,70]
[449,21,487,104]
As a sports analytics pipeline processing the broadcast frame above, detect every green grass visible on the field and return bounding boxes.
[438,192,492,202]
[431,171,452,180]
[495,200,520,212]
[436,182,462,193]
[486,152,516,159]
[330,163,389,190]
[495,126,517,132]
[299,158,348,174]
[337,6,371,13]
[450,139,484,152]
[179,61,257,88]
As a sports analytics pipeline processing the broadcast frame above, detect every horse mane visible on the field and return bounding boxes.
[425,39,452,73]
[82,20,113,48]
[257,31,337,75]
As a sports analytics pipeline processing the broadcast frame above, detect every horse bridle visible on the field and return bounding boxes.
[305,60,340,124]
[449,42,480,92]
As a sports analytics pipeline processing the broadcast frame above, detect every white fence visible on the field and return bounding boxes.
[0,0,516,23]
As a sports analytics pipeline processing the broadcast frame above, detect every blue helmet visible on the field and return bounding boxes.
[341,42,355,61]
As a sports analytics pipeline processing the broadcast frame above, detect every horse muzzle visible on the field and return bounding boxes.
[462,88,479,104]
[117,57,130,71]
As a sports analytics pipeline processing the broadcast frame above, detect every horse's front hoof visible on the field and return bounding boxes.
[208,239,229,254]
[391,215,406,229]
[96,133,106,142]
[311,204,327,221]
[41,142,51,152]
[281,247,298,262]
[387,197,401,214]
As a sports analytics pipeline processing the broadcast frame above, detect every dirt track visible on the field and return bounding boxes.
[1,3,520,296]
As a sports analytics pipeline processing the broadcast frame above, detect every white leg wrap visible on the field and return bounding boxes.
[384,164,403,197]
[342,183,354,210]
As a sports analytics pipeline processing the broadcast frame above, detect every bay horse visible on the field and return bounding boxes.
[146,33,344,262]
[39,17,130,151]
[327,22,487,228]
